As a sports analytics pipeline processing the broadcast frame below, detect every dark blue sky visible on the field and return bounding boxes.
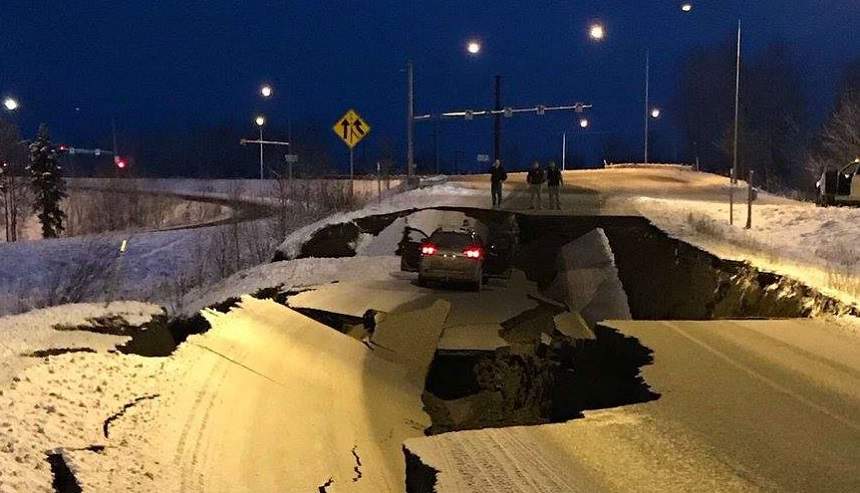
[2,1,858,171]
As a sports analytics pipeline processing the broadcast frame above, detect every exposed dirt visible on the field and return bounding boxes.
[23,347,96,358]
[515,214,860,320]
[423,323,659,434]
[404,446,439,493]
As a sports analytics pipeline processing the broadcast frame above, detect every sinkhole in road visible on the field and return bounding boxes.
[125,208,860,434]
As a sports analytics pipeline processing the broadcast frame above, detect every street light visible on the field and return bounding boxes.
[681,3,693,12]
[589,23,605,41]
[466,40,482,55]
[260,84,273,98]
[255,115,265,179]
[579,118,590,128]
[3,97,19,112]
[651,107,661,119]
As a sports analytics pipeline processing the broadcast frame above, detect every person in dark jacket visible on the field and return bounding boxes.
[546,161,563,210]
[526,161,545,210]
[489,159,507,208]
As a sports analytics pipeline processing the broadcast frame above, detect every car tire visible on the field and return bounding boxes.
[472,277,482,292]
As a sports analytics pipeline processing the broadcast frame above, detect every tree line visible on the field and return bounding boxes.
[676,39,859,192]
[0,122,67,241]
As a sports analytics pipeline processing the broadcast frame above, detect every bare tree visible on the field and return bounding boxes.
[807,90,860,179]
[0,119,29,242]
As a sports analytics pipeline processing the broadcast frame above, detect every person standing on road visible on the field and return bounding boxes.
[489,159,507,208]
[527,161,545,210]
[546,161,563,210]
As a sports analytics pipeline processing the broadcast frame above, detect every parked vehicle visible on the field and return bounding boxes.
[817,159,860,206]
[418,227,486,290]
[399,214,518,289]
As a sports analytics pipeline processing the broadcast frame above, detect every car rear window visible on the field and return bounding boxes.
[429,232,475,248]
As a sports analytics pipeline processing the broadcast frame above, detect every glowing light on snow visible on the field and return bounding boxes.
[3,98,19,111]
[260,85,273,98]
[589,24,605,41]
[255,115,266,127]
[681,3,693,12]
[466,40,482,55]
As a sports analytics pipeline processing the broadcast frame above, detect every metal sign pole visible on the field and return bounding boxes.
[729,168,735,225]
[377,161,382,204]
[746,170,754,230]
[350,147,355,203]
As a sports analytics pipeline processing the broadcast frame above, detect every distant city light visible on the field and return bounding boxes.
[681,3,693,12]
[255,115,266,127]
[651,108,661,118]
[261,84,273,98]
[3,97,19,111]
[589,23,605,41]
[466,40,482,55]
[579,118,590,128]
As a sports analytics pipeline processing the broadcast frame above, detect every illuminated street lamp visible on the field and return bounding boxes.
[681,3,693,12]
[579,118,590,129]
[3,97,19,112]
[255,115,265,179]
[651,107,661,119]
[260,84,273,98]
[589,23,605,41]
[466,40,482,55]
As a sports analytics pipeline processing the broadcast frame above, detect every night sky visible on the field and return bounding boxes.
[2,1,858,173]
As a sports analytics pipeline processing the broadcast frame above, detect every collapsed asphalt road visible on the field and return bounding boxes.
[56,205,860,492]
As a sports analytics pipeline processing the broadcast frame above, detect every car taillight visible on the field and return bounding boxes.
[421,243,437,256]
[463,246,483,259]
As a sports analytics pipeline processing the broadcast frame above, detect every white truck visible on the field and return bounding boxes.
[817,158,860,206]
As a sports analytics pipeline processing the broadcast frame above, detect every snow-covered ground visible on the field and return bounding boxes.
[0,301,163,493]
[3,165,860,492]
[0,219,278,315]
[68,177,404,206]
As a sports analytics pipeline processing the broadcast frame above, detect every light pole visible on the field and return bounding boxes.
[732,19,742,184]
[3,97,19,112]
[255,115,265,179]
[2,97,19,242]
[644,49,651,163]
[680,4,742,182]
[406,61,415,183]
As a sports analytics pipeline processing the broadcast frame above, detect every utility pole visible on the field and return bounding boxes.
[433,117,440,174]
[562,132,567,171]
[259,126,264,180]
[406,61,415,184]
[732,19,742,184]
[644,49,650,164]
[493,75,502,163]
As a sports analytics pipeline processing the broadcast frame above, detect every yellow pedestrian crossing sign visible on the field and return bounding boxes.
[333,109,371,148]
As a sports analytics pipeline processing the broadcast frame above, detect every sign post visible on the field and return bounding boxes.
[333,109,371,202]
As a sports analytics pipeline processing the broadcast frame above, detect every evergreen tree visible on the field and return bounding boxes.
[28,124,67,238]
